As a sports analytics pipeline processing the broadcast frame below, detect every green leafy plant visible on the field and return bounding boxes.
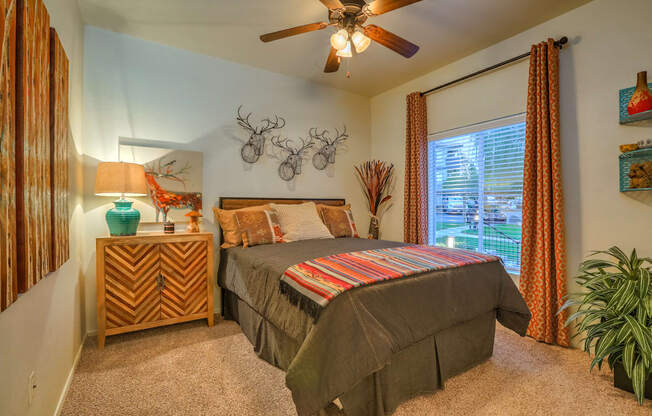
[559,246,652,404]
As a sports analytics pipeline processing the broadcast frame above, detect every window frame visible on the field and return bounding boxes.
[427,113,526,275]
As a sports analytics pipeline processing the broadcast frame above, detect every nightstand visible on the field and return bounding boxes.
[96,232,214,348]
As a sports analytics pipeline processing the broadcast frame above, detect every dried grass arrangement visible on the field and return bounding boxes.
[354,160,394,239]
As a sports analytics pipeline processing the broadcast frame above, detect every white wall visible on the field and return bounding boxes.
[0,1,85,415]
[81,27,372,333]
[370,0,652,289]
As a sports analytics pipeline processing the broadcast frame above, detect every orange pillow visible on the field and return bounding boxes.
[318,204,359,238]
[213,205,270,248]
[234,209,285,248]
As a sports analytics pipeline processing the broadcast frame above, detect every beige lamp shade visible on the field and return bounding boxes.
[95,162,148,197]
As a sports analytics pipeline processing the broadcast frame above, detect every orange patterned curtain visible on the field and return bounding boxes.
[404,92,428,244]
[519,39,569,347]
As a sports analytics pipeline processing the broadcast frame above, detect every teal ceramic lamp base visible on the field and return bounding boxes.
[106,198,141,236]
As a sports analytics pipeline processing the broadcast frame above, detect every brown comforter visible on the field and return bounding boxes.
[219,238,531,415]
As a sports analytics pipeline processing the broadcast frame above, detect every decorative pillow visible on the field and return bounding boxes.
[234,209,285,248]
[318,204,359,238]
[269,202,334,242]
[213,205,270,248]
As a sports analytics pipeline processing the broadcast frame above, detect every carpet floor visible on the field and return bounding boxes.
[61,319,651,415]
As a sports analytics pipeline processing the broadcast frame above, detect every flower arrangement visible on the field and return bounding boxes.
[354,160,394,239]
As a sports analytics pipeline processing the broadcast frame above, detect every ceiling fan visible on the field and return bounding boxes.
[260,0,422,74]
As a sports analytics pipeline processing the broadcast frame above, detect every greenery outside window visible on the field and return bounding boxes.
[428,114,526,274]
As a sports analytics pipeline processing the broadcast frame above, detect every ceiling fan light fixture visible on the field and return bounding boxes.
[330,29,349,50]
[351,30,371,53]
[336,41,353,58]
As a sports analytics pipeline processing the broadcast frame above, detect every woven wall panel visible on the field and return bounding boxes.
[49,28,68,271]
[0,0,17,312]
[160,241,208,318]
[16,0,50,291]
[104,244,161,329]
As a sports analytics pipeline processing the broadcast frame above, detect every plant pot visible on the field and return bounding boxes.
[614,361,652,399]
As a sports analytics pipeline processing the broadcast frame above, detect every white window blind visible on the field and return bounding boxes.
[427,114,525,273]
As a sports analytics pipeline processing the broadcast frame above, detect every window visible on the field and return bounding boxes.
[428,114,525,274]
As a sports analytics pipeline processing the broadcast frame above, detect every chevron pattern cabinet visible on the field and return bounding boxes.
[96,232,214,349]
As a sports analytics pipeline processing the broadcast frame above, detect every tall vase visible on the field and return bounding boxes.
[627,71,652,116]
[368,215,379,240]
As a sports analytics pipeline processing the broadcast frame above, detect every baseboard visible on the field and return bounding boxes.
[53,333,87,416]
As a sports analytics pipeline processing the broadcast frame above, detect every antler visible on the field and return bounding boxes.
[236,105,257,134]
[309,128,330,145]
[295,136,314,155]
[259,115,286,135]
[145,158,190,185]
[332,125,349,145]
[270,136,294,154]
[272,136,314,155]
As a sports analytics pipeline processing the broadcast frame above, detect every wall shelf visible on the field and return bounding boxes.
[619,148,652,192]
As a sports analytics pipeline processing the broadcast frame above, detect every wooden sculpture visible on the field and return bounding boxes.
[185,211,201,233]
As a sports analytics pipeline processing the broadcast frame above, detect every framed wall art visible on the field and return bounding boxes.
[16,0,51,292]
[49,28,69,270]
[1,0,17,311]
[119,140,203,223]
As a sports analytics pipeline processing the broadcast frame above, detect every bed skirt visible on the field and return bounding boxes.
[223,289,496,416]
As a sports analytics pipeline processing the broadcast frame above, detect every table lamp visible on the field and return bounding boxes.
[95,162,148,236]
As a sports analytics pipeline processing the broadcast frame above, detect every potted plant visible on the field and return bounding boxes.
[560,247,652,404]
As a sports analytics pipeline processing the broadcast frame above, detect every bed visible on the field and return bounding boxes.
[217,197,531,416]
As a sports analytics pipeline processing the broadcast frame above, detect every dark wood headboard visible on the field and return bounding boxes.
[215,197,346,246]
[218,197,346,211]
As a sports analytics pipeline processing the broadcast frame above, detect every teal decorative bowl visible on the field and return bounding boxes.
[106,199,141,236]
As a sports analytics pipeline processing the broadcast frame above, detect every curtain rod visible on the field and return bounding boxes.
[420,36,568,97]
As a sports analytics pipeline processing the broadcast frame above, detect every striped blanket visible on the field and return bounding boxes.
[280,245,499,320]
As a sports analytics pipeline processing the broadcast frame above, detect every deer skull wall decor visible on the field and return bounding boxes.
[310,126,349,170]
[271,136,314,181]
[236,105,286,163]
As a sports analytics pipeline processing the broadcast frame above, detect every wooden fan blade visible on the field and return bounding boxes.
[324,47,341,73]
[260,22,329,42]
[366,0,423,15]
[364,24,419,58]
[319,0,344,10]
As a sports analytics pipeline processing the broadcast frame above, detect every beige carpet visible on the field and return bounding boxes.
[61,319,651,416]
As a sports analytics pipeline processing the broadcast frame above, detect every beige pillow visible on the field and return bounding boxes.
[234,209,285,248]
[213,204,270,248]
[270,202,334,242]
[318,204,359,238]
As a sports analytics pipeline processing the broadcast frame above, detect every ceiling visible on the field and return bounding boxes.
[79,0,592,96]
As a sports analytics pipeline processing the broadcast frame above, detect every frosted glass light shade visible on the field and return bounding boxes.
[330,29,349,51]
[95,162,148,197]
[352,31,371,53]
[336,41,352,58]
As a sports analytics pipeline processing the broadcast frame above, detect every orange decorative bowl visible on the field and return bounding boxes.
[620,144,639,153]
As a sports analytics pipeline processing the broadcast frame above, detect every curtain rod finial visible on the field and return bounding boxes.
[555,36,568,48]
